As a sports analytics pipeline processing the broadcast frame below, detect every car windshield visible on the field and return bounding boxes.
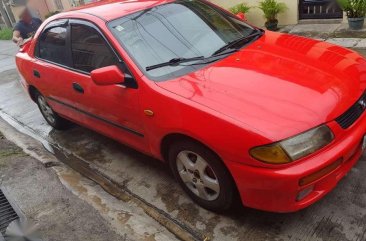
[109,0,257,81]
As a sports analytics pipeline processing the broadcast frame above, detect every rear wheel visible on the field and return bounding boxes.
[35,92,69,130]
[168,140,234,212]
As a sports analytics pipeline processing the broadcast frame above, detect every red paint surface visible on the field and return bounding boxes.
[15,0,366,212]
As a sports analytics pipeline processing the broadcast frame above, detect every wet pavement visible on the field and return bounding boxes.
[0,122,178,241]
[281,23,366,39]
[0,131,128,241]
[1,40,366,241]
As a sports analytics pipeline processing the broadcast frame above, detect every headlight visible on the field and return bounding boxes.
[250,125,334,164]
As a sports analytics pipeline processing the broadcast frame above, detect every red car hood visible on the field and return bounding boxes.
[156,32,366,141]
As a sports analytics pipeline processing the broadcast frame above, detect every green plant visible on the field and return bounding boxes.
[0,28,12,40]
[258,0,287,22]
[229,3,251,14]
[337,0,366,18]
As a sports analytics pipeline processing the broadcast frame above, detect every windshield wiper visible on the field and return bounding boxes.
[211,29,263,56]
[146,56,204,71]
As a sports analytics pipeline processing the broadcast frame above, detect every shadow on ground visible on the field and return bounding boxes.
[47,124,366,241]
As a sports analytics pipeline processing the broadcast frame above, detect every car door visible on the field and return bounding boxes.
[62,19,147,151]
[33,19,82,121]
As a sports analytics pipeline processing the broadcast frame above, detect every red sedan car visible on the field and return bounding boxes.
[16,0,366,213]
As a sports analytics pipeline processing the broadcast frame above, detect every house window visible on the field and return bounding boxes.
[54,0,64,10]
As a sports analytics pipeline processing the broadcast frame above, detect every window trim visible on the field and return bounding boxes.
[69,19,122,74]
[35,19,72,69]
[69,19,123,64]
[35,18,138,88]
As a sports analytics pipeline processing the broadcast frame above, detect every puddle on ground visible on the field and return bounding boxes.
[1,68,366,241]
[43,140,202,241]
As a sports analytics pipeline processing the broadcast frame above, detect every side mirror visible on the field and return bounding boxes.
[236,12,247,21]
[91,65,125,86]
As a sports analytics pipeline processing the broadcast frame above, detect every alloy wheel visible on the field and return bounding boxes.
[176,151,220,201]
[37,95,56,125]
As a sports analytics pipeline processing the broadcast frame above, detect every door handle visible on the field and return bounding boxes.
[33,70,40,78]
[72,82,84,94]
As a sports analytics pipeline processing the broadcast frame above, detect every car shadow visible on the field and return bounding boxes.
[46,124,366,241]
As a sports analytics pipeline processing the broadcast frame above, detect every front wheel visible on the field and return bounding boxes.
[169,140,235,212]
[35,92,69,130]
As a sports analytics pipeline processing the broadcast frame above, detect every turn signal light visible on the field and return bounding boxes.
[299,158,343,186]
[250,144,291,164]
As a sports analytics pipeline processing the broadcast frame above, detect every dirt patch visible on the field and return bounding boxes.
[144,233,157,241]
[92,195,110,213]
[156,183,181,213]
[49,128,113,165]
[0,149,24,158]
[117,211,132,224]
[333,30,366,38]
[313,216,348,241]
[60,171,88,194]
[0,140,25,159]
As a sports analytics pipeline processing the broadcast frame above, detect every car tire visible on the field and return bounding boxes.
[35,91,69,130]
[168,140,235,212]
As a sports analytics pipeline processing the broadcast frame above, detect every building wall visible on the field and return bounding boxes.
[210,0,299,26]
[12,0,75,20]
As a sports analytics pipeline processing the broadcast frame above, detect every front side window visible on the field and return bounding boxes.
[109,0,256,81]
[38,25,68,66]
[71,24,116,73]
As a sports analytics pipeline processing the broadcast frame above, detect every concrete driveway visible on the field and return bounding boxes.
[0,40,366,241]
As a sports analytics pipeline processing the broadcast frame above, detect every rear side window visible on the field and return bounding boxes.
[71,24,116,73]
[38,26,68,65]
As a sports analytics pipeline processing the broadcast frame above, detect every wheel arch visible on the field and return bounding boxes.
[160,133,242,205]
[160,133,217,162]
[28,85,39,102]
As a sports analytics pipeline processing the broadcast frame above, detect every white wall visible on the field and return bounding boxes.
[210,0,299,27]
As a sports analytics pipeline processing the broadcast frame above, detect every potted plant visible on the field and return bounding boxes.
[258,0,287,31]
[229,3,251,21]
[337,0,366,30]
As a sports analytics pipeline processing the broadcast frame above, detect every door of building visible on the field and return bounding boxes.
[299,0,343,19]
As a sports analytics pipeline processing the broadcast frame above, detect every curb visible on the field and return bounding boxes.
[322,38,366,49]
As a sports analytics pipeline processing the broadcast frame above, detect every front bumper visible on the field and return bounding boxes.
[229,114,366,213]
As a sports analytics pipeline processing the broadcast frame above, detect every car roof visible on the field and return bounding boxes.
[70,0,175,21]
